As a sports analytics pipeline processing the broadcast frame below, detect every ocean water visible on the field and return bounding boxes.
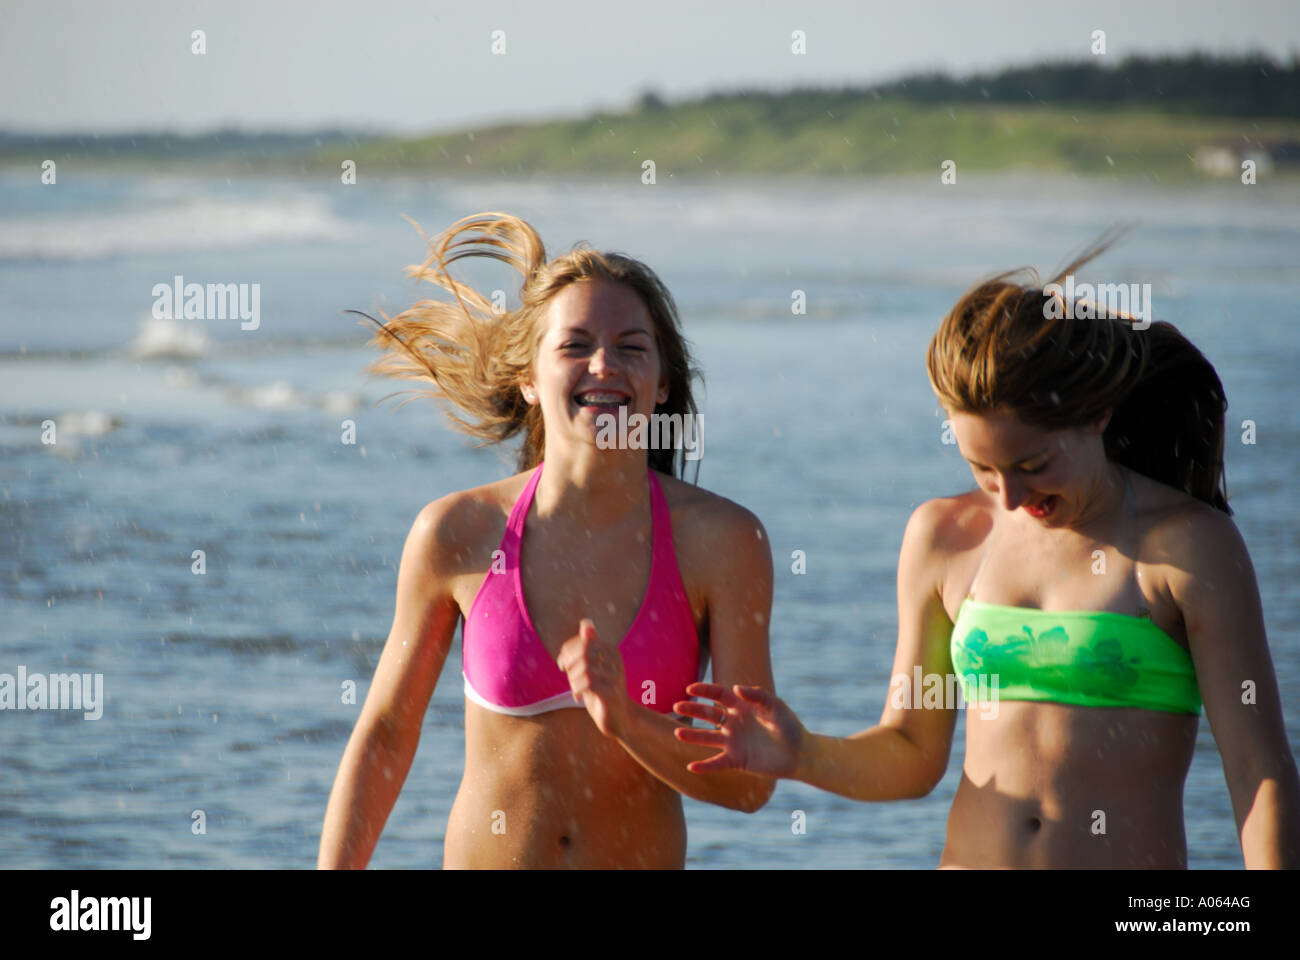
[1,168,1297,868]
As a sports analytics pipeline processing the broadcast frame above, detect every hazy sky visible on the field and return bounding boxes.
[5,0,1298,134]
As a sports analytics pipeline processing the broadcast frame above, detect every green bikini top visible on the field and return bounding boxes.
[949,473,1201,716]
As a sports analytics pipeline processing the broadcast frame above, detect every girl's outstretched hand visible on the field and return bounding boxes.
[673,682,805,778]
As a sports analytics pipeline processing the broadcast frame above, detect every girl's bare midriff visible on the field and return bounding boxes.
[444,703,686,868]
[940,691,1198,868]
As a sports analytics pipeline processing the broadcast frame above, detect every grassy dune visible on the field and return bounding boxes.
[4,88,1295,180]
[308,96,1300,180]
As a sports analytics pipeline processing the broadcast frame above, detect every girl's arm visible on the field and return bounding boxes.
[793,498,959,799]
[318,496,463,868]
[1167,505,1300,868]
[561,499,777,811]
[676,498,960,801]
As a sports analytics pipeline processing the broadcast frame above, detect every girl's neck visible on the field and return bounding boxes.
[532,447,652,527]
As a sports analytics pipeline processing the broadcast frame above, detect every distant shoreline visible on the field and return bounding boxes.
[5,54,1297,182]
[4,101,1297,182]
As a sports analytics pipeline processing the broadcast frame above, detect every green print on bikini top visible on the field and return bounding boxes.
[949,599,1202,715]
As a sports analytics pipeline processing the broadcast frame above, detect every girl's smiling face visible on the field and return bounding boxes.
[521,279,668,451]
[948,408,1113,528]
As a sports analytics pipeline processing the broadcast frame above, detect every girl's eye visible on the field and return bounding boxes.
[559,342,646,352]
[1021,463,1048,475]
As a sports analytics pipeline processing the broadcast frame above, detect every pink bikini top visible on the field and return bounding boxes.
[462,462,703,716]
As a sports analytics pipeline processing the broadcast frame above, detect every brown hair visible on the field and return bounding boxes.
[926,233,1231,514]
[354,212,701,478]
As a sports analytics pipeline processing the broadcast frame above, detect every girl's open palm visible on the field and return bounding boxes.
[673,682,805,777]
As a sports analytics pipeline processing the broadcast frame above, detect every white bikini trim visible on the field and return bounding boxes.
[462,673,586,716]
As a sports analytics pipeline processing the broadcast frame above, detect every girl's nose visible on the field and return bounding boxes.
[999,475,1028,511]
[588,346,616,376]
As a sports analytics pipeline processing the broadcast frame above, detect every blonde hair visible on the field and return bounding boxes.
[357,212,701,477]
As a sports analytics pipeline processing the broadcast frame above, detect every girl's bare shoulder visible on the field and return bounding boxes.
[1129,469,1241,568]
[654,473,773,616]
[906,488,995,559]
[654,472,769,549]
[414,472,533,577]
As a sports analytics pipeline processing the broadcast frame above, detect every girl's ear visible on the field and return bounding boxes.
[1089,408,1113,434]
[520,381,537,405]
